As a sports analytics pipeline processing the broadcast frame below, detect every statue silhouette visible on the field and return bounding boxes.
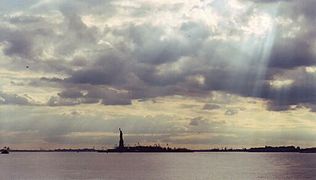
[119,128,124,149]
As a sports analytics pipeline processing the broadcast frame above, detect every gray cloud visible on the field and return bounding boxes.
[266,31,316,69]
[203,103,221,110]
[189,117,209,127]
[1,0,316,110]
[0,92,33,105]
[187,116,226,134]
[47,85,133,106]
[47,96,80,107]
[225,109,238,116]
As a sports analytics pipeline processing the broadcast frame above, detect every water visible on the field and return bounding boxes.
[0,152,315,180]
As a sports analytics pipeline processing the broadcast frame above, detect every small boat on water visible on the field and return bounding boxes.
[1,147,10,154]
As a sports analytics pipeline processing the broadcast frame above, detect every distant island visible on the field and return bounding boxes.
[5,129,316,153]
[196,146,316,153]
[97,128,193,153]
[8,146,316,153]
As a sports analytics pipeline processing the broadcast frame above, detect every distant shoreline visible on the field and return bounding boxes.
[6,146,316,153]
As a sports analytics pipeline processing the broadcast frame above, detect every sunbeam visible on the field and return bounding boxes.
[243,4,281,97]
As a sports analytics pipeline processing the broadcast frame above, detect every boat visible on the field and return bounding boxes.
[1,147,10,154]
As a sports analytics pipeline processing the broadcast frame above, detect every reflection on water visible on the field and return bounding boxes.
[0,152,315,180]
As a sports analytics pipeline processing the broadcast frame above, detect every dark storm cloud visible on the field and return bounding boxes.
[265,83,316,111]
[101,97,131,106]
[267,37,315,69]
[66,52,130,85]
[47,84,133,106]
[0,28,36,59]
[202,66,316,111]
[58,88,83,99]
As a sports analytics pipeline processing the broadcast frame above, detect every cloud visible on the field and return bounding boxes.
[0,92,33,105]
[225,109,238,116]
[47,85,132,106]
[66,52,130,85]
[187,116,227,134]
[1,0,316,111]
[203,103,221,110]
[266,30,316,69]
[47,96,81,106]
[189,117,209,126]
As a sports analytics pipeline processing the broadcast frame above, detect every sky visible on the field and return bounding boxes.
[0,0,316,149]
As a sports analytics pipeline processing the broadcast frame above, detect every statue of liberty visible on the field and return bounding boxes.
[119,128,124,149]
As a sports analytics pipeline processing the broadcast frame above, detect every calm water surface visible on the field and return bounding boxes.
[0,152,315,180]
